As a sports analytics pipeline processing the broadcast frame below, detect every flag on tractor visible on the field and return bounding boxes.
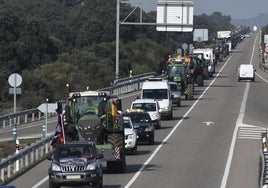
[51,113,65,148]
[111,99,118,122]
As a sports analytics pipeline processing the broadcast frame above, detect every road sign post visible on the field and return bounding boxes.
[12,124,17,141]
[15,139,20,172]
[38,101,56,138]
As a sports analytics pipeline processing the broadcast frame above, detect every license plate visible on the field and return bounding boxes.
[66,175,81,179]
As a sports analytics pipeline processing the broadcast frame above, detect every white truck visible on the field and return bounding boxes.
[217,30,232,53]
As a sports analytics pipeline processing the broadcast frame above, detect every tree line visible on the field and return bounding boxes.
[0,0,235,114]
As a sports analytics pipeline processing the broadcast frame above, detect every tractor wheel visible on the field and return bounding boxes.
[203,68,209,79]
[196,75,203,86]
[107,133,126,173]
[186,84,194,100]
[219,54,223,62]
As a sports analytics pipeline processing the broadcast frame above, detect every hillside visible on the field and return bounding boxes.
[0,1,235,115]
[232,12,268,28]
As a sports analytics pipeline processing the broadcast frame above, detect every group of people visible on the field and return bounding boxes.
[166,53,182,65]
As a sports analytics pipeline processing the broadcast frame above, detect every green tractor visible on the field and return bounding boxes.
[167,62,194,100]
[58,90,126,173]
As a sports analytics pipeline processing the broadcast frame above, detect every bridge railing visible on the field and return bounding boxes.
[0,136,53,184]
[0,72,156,184]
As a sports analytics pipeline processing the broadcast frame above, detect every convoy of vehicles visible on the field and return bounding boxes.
[45,27,248,187]
[48,141,104,188]
[130,98,161,129]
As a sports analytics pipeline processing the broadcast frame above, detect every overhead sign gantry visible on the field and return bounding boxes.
[116,0,194,79]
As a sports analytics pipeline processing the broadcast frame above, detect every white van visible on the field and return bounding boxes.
[237,64,255,82]
[141,78,173,120]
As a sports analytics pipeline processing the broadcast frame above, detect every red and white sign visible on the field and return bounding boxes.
[265,46,268,54]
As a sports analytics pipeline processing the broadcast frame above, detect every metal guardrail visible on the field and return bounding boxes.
[0,72,156,184]
[0,136,54,184]
[0,72,156,129]
[260,132,268,188]
[0,109,56,129]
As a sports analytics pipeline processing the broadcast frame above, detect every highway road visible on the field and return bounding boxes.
[5,32,268,188]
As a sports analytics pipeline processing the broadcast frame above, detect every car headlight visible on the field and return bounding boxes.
[127,134,134,139]
[162,106,169,110]
[51,163,61,171]
[86,163,96,170]
[151,113,158,118]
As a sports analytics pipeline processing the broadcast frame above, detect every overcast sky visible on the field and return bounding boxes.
[129,0,268,19]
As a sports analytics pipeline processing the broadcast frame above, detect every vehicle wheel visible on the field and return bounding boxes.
[196,75,203,86]
[168,110,173,120]
[177,99,181,107]
[92,178,103,188]
[131,145,138,155]
[219,54,223,62]
[107,133,126,173]
[209,72,213,78]
[49,182,60,188]
[149,136,155,145]
[203,68,209,79]
[186,84,194,100]
[156,121,161,129]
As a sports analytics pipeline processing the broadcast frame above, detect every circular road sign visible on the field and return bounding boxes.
[8,73,22,87]
[182,43,188,50]
[265,46,268,53]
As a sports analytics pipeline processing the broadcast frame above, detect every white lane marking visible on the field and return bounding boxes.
[256,71,268,83]
[125,49,234,188]
[220,33,258,188]
[32,176,48,188]
[202,121,215,126]
[238,124,267,139]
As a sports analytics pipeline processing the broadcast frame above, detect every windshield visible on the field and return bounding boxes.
[126,113,151,123]
[132,103,156,111]
[170,84,179,92]
[142,89,167,99]
[71,96,105,118]
[55,145,95,160]
[168,66,186,77]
